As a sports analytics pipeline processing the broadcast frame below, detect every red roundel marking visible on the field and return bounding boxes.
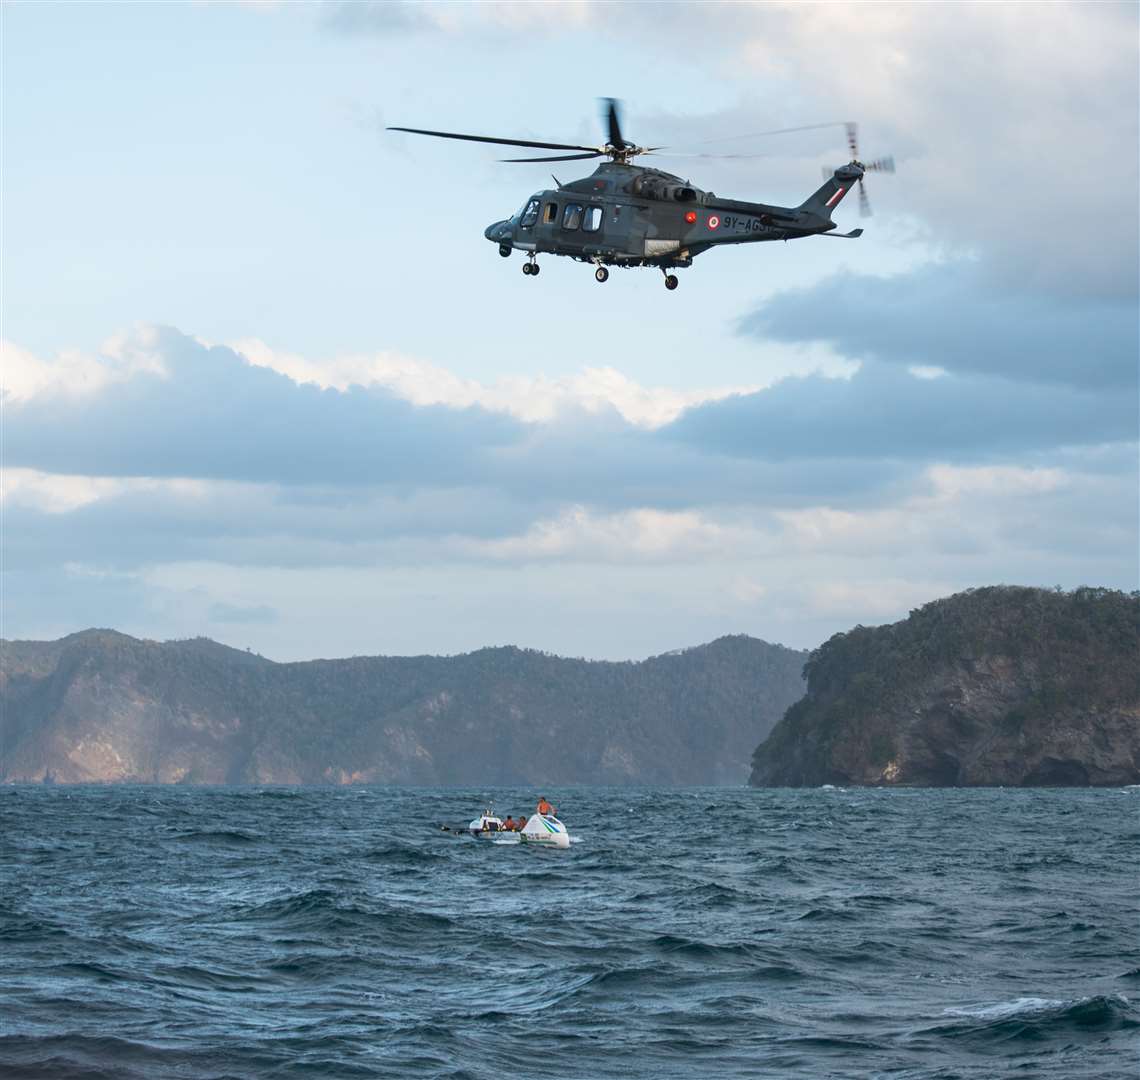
[684,210,697,224]
[707,215,720,229]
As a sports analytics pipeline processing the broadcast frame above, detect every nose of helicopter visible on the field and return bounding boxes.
[484,219,511,243]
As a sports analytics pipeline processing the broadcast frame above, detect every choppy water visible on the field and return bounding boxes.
[1,786,1137,1079]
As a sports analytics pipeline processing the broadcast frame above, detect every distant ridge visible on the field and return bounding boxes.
[0,631,806,786]
[750,586,1140,787]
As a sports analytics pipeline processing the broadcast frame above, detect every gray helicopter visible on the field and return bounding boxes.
[389,100,894,289]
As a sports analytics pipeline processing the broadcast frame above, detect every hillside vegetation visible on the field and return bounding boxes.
[750,586,1140,787]
[0,631,806,786]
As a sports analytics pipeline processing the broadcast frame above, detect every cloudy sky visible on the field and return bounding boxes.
[3,1,1137,660]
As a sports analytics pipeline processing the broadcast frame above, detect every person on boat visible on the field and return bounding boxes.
[515,814,527,830]
[536,797,555,817]
[502,815,516,831]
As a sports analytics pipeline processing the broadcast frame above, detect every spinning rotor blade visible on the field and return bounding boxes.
[500,152,604,163]
[602,97,627,148]
[648,150,773,161]
[843,123,892,216]
[386,126,600,154]
[696,120,849,146]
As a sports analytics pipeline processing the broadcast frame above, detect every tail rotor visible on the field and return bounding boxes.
[842,122,895,218]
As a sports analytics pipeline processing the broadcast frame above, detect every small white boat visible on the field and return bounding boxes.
[462,807,571,849]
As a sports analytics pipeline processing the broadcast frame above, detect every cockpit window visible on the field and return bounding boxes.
[520,198,541,228]
[582,206,603,233]
[562,204,583,230]
[543,202,558,224]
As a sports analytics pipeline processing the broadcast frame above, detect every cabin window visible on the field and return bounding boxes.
[582,206,603,233]
[561,203,583,230]
[543,202,558,224]
[520,198,541,228]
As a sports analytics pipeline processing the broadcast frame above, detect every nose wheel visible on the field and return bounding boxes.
[594,266,609,283]
[664,274,679,291]
[499,244,511,258]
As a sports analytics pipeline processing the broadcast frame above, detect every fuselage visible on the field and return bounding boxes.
[484,160,858,269]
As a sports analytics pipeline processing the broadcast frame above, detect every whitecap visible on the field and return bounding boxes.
[943,996,1067,1020]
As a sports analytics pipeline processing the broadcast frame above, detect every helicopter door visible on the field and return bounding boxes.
[534,199,560,253]
[557,203,587,254]
[516,197,541,250]
[617,203,647,262]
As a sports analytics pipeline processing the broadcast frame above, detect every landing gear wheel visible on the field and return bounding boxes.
[664,274,679,291]
[499,245,511,258]
[595,267,609,283]
[522,262,533,276]
[530,262,540,276]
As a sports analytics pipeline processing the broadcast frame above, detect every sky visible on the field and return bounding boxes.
[2,0,1137,661]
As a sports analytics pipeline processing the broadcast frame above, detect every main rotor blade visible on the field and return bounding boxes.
[500,152,604,163]
[387,126,599,154]
[648,150,773,160]
[602,97,626,148]
[696,121,848,147]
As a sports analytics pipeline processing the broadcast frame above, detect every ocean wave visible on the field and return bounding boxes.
[152,962,268,992]
[0,912,71,944]
[230,888,457,938]
[930,994,1138,1040]
[794,906,858,922]
[171,828,260,846]
[360,841,447,867]
[0,1035,153,1079]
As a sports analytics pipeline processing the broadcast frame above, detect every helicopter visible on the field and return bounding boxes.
[388,100,894,289]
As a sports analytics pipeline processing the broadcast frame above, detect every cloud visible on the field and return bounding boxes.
[676,5,1139,297]
[1,332,166,404]
[740,262,1139,389]
[320,1,439,35]
[664,360,1134,463]
[320,0,594,37]
[230,337,763,430]
[6,326,1132,517]
[8,446,1133,657]
[4,327,518,486]
[3,322,1133,658]
[469,505,743,565]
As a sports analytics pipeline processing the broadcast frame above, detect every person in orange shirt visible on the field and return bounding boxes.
[502,815,516,832]
[536,797,555,817]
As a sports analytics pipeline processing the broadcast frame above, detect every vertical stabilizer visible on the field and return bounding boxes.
[799,164,864,218]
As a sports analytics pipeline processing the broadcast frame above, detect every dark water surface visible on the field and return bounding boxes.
[1,786,1137,1079]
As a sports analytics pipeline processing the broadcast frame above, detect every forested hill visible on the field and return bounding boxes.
[0,631,807,786]
[750,587,1140,787]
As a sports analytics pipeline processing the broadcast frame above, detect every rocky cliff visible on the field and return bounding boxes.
[750,587,1139,787]
[0,631,806,786]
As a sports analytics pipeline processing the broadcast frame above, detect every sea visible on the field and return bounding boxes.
[1,786,1137,1079]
